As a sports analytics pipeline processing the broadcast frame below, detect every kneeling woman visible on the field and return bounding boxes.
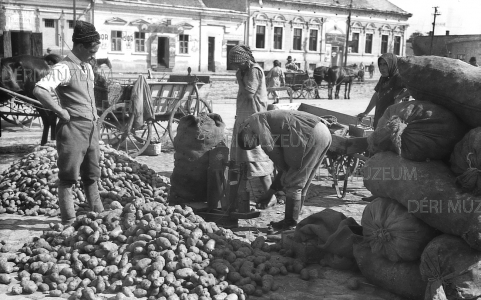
[237,110,332,230]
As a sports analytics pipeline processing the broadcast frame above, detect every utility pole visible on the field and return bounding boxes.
[343,0,353,67]
[429,6,440,55]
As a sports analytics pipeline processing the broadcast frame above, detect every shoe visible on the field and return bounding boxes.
[270,218,297,230]
[255,195,277,209]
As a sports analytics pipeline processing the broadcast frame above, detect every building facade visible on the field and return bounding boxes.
[412,34,481,63]
[0,0,247,72]
[248,0,412,72]
[1,0,411,73]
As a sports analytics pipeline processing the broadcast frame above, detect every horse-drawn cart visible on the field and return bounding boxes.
[284,71,318,99]
[297,103,373,198]
[96,74,212,157]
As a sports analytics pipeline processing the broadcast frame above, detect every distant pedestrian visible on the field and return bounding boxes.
[266,60,285,104]
[285,56,299,72]
[469,57,479,67]
[368,62,375,78]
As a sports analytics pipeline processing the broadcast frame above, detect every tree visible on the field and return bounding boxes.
[407,31,425,42]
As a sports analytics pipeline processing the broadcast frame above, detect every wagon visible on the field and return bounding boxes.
[96,73,212,158]
[298,103,373,198]
[284,71,318,99]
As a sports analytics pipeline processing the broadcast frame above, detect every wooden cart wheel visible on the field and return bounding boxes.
[0,99,39,126]
[98,102,152,158]
[303,79,318,99]
[168,98,212,144]
[288,86,303,99]
[325,153,360,198]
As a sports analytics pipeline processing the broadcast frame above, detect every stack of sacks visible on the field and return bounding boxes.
[360,56,481,300]
[353,198,438,300]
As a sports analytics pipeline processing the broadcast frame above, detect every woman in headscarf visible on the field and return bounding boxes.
[266,60,285,104]
[228,45,276,208]
[357,53,410,129]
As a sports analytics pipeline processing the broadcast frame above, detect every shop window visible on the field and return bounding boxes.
[111,31,122,51]
[179,34,189,54]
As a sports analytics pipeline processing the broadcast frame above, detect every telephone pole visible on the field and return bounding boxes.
[343,0,353,67]
[429,6,441,55]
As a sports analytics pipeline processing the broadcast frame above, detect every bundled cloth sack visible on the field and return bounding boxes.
[363,151,481,251]
[169,113,225,204]
[450,127,481,195]
[295,209,363,259]
[353,241,427,300]
[362,197,438,262]
[367,101,466,161]
[420,234,481,300]
[397,56,481,128]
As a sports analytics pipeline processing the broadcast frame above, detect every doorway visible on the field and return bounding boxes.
[208,37,215,72]
[226,40,239,70]
[11,31,32,57]
[331,46,339,67]
[157,37,169,68]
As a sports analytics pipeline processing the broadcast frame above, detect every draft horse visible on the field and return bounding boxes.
[326,67,354,100]
[1,54,62,145]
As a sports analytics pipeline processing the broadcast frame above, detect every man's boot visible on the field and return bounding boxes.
[58,183,76,225]
[83,180,104,213]
[270,190,302,230]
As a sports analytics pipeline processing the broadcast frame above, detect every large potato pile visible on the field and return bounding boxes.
[0,145,312,300]
[0,144,170,216]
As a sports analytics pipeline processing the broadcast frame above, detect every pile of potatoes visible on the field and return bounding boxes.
[0,144,170,216]
[0,192,313,300]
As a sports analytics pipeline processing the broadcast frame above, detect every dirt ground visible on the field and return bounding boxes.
[0,80,410,300]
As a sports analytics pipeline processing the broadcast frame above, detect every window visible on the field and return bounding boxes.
[309,29,318,51]
[351,32,359,53]
[293,28,302,50]
[135,32,145,52]
[67,20,74,29]
[309,63,316,71]
[381,35,388,54]
[273,27,283,50]
[365,33,373,54]
[111,31,122,51]
[256,26,266,49]
[394,36,401,55]
[179,34,189,54]
[44,19,55,28]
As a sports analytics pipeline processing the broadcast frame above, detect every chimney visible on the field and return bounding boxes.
[446,30,450,35]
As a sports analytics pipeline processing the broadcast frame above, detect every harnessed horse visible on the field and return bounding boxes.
[1,54,62,145]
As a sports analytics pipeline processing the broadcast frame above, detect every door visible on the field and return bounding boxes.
[11,31,32,57]
[331,46,339,67]
[157,37,169,67]
[226,40,239,70]
[208,37,215,72]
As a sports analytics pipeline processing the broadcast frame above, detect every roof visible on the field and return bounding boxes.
[447,36,481,44]
[202,0,247,12]
[149,0,204,8]
[272,0,411,16]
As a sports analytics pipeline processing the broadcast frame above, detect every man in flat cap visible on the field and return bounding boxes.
[34,21,103,225]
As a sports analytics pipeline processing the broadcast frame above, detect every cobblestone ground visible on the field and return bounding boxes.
[0,80,409,300]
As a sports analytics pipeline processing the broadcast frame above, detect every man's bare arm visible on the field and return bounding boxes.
[33,87,70,121]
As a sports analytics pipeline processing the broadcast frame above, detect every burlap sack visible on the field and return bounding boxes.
[363,151,481,251]
[169,113,225,204]
[397,56,481,128]
[353,241,426,300]
[295,209,363,259]
[367,101,466,161]
[420,234,481,300]
[450,128,481,195]
[362,197,438,262]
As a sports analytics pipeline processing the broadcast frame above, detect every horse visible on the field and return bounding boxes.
[1,54,62,145]
[312,66,329,99]
[326,66,354,100]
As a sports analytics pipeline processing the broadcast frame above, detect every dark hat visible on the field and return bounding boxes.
[72,21,100,44]
[287,56,293,61]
